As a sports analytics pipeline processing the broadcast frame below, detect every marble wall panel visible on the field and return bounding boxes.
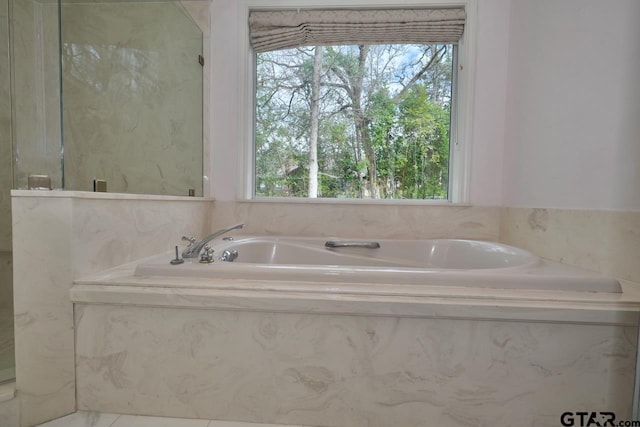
[11,191,212,426]
[61,2,203,196]
[75,304,636,427]
[212,201,501,241]
[500,208,640,283]
[71,196,211,279]
[12,196,75,427]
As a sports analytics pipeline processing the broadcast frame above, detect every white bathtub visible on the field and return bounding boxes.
[134,237,622,293]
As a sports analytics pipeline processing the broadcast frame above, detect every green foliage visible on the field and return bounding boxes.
[255,44,453,199]
[395,85,450,199]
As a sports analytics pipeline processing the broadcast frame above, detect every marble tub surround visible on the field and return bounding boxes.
[72,220,640,426]
[212,201,500,241]
[11,191,211,427]
[500,207,640,284]
[73,249,640,325]
[74,304,636,427]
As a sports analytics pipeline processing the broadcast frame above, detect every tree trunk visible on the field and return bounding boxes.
[351,45,380,198]
[308,47,323,198]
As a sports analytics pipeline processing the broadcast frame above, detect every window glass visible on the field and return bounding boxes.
[255,44,454,199]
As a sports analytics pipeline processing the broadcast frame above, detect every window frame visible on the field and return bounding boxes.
[237,0,476,204]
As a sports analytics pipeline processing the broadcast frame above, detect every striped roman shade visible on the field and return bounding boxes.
[249,8,466,53]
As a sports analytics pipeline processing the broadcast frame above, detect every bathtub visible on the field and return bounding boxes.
[134,237,622,293]
[75,236,637,426]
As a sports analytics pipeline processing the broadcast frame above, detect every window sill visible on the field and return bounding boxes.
[240,197,471,207]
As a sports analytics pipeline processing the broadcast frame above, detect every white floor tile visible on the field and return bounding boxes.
[0,381,15,402]
[207,421,309,427]
[37,412,313,427]
[36,411,120,427]
[112,414,209,427]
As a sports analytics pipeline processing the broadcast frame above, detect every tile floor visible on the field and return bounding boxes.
[37,412,311,427]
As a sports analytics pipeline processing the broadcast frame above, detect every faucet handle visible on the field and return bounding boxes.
[181,236,197,246]
[199,244,214,263]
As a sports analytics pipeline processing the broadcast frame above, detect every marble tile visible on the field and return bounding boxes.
[208,421,307,427]
[61,2,203,196]
[71,197,211,278]
[12,196,76,427]
[500,207,640,283]
[210,422,311,427]
[75,304,635,427]
[37,412,308,427]
[70,275,640,326]
[11,192,212,426]
[0,396,18,427]
[212,201,500,241]
[10,0,212,197]
[37,411,120,427]
[0,381,15,402]
[113,415,209,427]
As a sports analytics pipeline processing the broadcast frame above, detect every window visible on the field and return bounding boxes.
[247,6,471,202]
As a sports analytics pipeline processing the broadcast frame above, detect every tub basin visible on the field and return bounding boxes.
[134,237,621,292]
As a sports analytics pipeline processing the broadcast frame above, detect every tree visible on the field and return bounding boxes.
[255,43,454,199]
[308,46,323,198]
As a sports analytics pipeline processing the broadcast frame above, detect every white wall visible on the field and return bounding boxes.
[468,0,510,205]
[209,0,511,205]
[210,0,241,201]
[210,0,640,209]
[502,0,640,210]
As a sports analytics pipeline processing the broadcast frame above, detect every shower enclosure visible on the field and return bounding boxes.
[2,0,205,384]
[0,0,14,384]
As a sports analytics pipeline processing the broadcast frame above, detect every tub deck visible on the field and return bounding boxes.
[72,237,640,326]
[134,237,622,293]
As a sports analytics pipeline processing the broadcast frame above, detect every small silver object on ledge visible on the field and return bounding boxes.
[93,179,107,192]
[28,174,51,190]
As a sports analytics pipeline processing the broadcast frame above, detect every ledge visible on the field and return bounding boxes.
[11,189,214,202]
[233,197,473,207]
[72,259,640,326]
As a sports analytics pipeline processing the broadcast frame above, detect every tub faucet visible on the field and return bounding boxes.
[182,223,244,259]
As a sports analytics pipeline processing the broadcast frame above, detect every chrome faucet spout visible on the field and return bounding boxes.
[182,223,244,258]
